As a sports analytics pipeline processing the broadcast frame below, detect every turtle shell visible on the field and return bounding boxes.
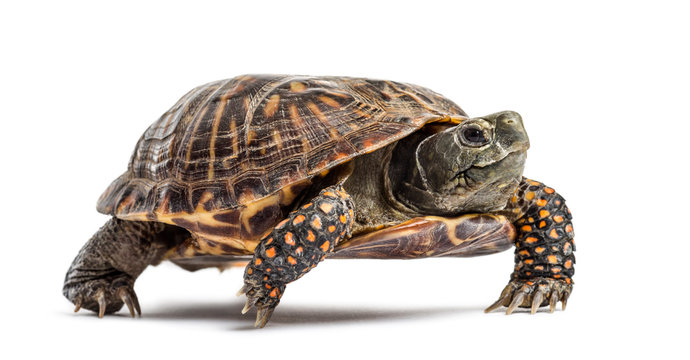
[97,75,467,253]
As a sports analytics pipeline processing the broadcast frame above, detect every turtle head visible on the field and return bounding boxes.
[389,111,530,215]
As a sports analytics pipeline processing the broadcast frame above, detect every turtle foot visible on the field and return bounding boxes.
[64,273,141,318]
[484,277,571,314]
[237,282,283,328]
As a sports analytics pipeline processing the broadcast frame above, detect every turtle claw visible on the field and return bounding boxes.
[530,287,545,315]
[241,297,257,315]
[485,278,572,314]
[549,290,559,313]
[96,289,106,318]
[484,283,514,313]
[255,306,275,329]
[505,287,527,315]
[236,284,250,297]
[118,287,141,317]
[64,274,141,318]
[239,283,282,328]
[73,296,83,313]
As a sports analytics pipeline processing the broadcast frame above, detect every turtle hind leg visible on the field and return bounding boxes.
[63,218,186,317]
[239,185,355,328]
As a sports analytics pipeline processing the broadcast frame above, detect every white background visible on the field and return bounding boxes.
[1,1,688,359]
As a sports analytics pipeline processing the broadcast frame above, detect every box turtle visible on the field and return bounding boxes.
[64,75,575,327]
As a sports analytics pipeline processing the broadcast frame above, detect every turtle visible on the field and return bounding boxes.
[64,75,575,328]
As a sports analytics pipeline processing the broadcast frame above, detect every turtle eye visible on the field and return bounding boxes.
[460,125,489,146]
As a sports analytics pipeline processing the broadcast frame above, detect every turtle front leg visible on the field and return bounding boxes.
[238,185,355,328]
[485,178,576,314]
[63,218,185,317]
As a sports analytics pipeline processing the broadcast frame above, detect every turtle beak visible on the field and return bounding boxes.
[495,111,530,153]
[473,111,529,167]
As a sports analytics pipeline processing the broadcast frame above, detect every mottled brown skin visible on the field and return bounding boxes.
[63,219,187,317]
[64,74,575,327]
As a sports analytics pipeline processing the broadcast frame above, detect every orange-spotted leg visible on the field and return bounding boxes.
[485,178,575,314]
[238,185,355,328]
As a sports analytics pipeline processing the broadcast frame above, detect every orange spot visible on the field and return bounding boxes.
[526,281,534,286]
[544,187,555,194]
[549,229,559,239]
[525,272,532,276]
[528,217,534,222]
[529,180,541,186]
[536,199,548,207]
[290,81,307,92]
[553,215,564,223]
[519,250,530,256]
[525,259,534,265]
[269,288,278,298]
[539,221,546,228]
[263,276,268,281]
[334,152,348,160]
[264,94,280,118]
[296,246,303,255]
[247,268,253,274]
[539,209,550,218]
[311,216,322,229]
[552,268,561,273]
[511,195,518,203]
[339,215,347,224]
[265,283,271,289]
[547,255,558,264]
[265,247,276,258]
[564,242,571,252]
[319,95,340,108]
[285,232,295,245]
[265,268,271,272]
[319,203,333,213]
[307,231,316,242]
[293,215,305,225]
[328,225,336,233]
[302,202,313,209]
[521,225,532,232]
[289,104,303,126]
[320,240,330,252]
[566,278,572,284]
[255,258,262,265]
[553,274,562,279]
[276,219,289,229]
[323,191,337,198]
[525,236,538,244]
[525,192,535,201]
[564,260,572,268]
[555,200,561,205]
[535,246,545,254]
[534,265,544,271]
[565,224,574,233]
[287,256,297,265]
[265,237,273,245]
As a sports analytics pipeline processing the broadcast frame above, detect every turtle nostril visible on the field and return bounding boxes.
[505,119,515,124]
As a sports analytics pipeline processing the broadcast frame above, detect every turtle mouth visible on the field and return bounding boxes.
[450,150,526,191]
